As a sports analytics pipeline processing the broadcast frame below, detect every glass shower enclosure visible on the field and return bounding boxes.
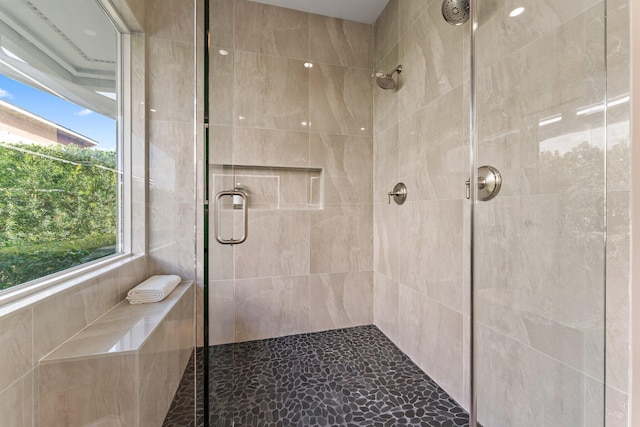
[472,0,607,426]
[203,0,610,426]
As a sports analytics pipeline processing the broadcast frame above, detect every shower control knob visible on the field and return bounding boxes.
[466,166,502,201]
[387,183,407,205]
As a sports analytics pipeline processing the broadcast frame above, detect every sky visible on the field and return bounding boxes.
[0,74,117,151]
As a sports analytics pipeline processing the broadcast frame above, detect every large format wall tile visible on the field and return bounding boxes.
[210,0,234,48]
[309,133,372,205]
[310,14,373,69]
[373,123,399,203]
[475,324,589,427]
[476,0,601,71]
[397,285,464,405]
[148,38,195,123]
[0,370,33,427]
[234,128,309,168]
[234,0,309,59]
[235,276,310,342]
[310,63,373,136]
[398,86,466,201]
[234,51,309,131]
[373,42,400,134]
[209,49,234,126]
[0,309,32,392]
[397,2,463,120]
[309,271,373,332]
[209,280,235,345]
[310,205,372,274]
[39,356,137,426]
[146,0,195,42]
[373,272,399,342]
[374,0,399,65]
[234,210,310,279]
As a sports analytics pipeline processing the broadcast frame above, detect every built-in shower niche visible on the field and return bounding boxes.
[213,165,322,210]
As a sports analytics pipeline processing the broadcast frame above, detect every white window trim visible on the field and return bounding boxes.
[0,1,142,308]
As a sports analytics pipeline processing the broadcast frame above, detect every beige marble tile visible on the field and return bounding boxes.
[234,128,309,168]
[117,256,148,302]
[309,271,373,332]
[309,63,373,137]
[146,0,194,42]
[605,385,629,427]
[397,2,463,120]
[138,313,181,426]
[148,237,197,281]
[148,38,195,123]
[209,125,233,167]
[235,276,310,342]
[209,280,235,345]
[476,0,601,71]
[210,0,234,48]
[397,286,464,405]
[373,43,400,134]
[475,324,587,427]
[310,205,372,274]
[476,7,606,144]
[39,355,137,426]
[373,201,400,279]
[398,0,432,37]
[234,210,310,279]
[606,190,630,393]
[373,272,399,342]
[309,14,373,69]
[0,370,33,427]
[40,284,192,362]
[373,123,399,203]
[33,279,117,362]
[209,48,234,126]
[234,0,309,60]
[0,308,32,391]
[309,133,372,205]
[398,86,466,201]
[374,0,398,65]
[474,193,605,375]
[234,51,309,132]
[401,200,464,311]
[149,120,196,203]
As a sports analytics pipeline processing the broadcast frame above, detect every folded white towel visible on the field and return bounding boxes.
[126,275,181,304]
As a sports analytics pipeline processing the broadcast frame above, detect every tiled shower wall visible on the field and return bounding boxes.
[0,0,200,423]
[372,0,468,408]
[207,0,374,344]
[371,0,632,426]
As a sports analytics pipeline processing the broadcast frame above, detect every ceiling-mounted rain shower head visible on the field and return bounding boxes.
[376,65,402,90]
[442,0,469,25]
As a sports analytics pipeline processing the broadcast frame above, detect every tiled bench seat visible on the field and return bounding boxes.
[39,282,194,427]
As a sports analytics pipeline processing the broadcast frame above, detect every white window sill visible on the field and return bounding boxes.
[0,253,143,317]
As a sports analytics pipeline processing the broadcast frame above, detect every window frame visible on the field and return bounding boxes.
[0,0,138,305]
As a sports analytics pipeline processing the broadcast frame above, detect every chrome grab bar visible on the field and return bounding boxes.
[214,189,248,245]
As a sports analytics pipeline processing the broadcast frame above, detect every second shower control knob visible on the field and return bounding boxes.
[387,183,407,205]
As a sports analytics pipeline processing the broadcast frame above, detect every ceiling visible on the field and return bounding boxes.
[249,0,390,24]
[0,0,117,118]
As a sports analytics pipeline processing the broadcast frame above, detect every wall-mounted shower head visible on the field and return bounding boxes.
[376,65,402,90]
[442,0,469,25]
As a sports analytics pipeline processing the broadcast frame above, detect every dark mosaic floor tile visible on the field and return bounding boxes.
[164,325,470,427]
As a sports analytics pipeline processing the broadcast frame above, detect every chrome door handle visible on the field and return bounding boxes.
[214,189,248,245]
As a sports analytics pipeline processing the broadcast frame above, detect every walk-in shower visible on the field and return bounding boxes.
[173,0,620,426]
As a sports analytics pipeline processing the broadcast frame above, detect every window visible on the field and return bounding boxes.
[0,0,123,291]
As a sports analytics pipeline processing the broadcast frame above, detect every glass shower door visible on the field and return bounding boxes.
[472,1,607,426]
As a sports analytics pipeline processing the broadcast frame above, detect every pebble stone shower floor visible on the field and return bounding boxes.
[163,325,469,427]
